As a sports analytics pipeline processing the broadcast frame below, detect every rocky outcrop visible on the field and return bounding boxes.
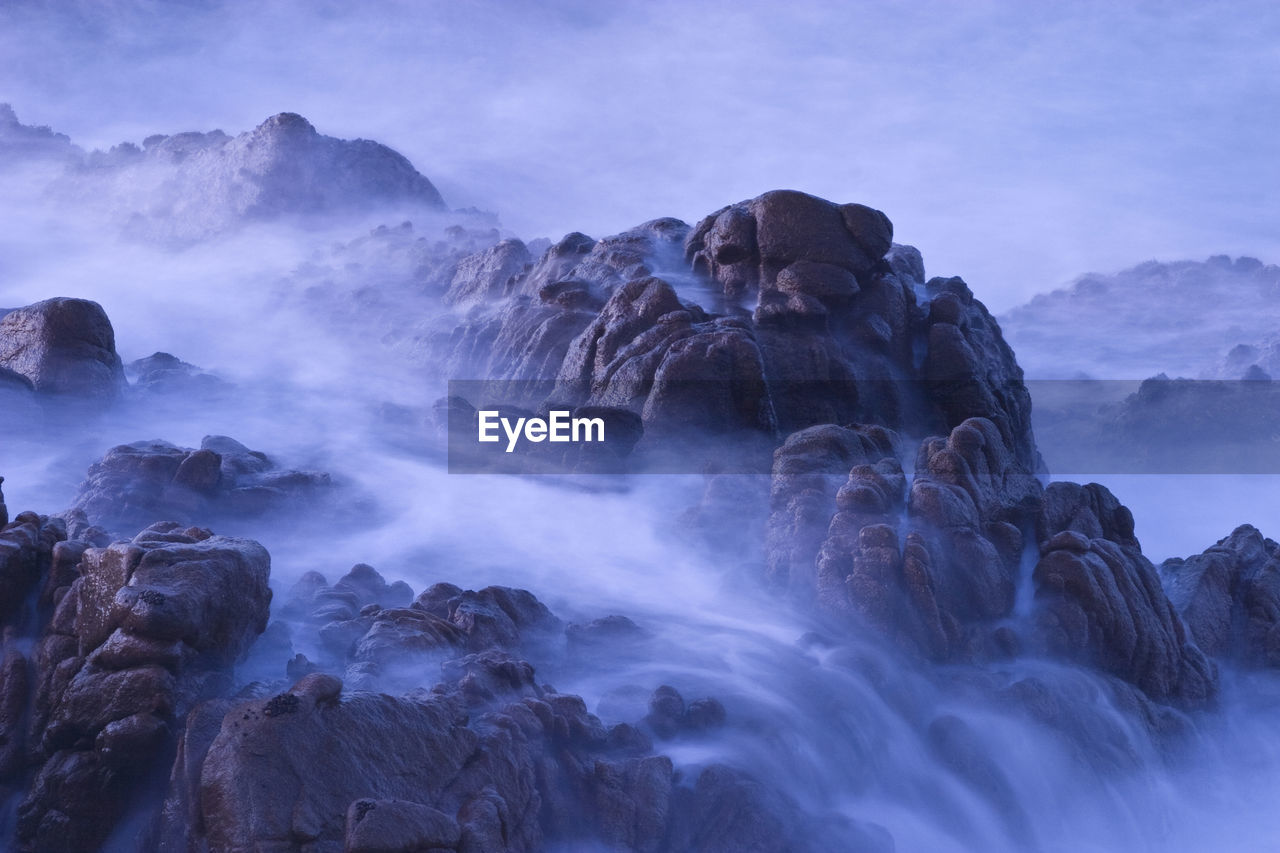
[72,436,331,535]
[14,523,270,852]
[1162,525,1280,666]
[1000,255,1280,380]
[445,238,533,309]
[0,298,125,402]
[686,190,891,299]
[1032,482,1216,705]
[553,276,773,439]
[767,417,1039,662]
[126,352,229,398]
[2,108,446,240]
[0,104,79,163]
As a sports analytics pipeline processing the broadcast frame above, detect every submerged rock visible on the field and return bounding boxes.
[71,435,331,535]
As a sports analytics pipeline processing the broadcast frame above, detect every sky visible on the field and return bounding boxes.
[1,0,1277,310]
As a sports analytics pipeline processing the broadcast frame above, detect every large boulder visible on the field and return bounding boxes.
[71,435,331,535]
[16,524,271,852]
[0,298,125,402]
[1032,482,1216,706]
[686,190,892,298]
[1162,525,1280,666]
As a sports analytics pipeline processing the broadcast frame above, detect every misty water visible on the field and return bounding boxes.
[0,186,1276,851]
[4,4,1280,851]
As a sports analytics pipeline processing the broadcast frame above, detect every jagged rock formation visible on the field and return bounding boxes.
[70,436,332,537]
[8,521,270,852]
[414,190,1039,474]
[125,352,229,398]
[1001,255,1280,379]
[1162,525,1280,666]
[1031,483,1217,705]
[0,297,125,403]
[2,171,1261,851]
[0,104,78,164]
[767,416,1040,663]
[0,482,887,853]
[2,106,447,240]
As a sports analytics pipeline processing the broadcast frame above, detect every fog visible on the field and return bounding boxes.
[2,3,1279,852]
[4,0,1279,310]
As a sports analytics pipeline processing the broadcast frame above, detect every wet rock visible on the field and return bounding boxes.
[922,277,1040,474]
[644,686,727,740]
[445,237,531,309]
[71,435,331,534]
[0,297,125,402]
[765,423,901,600]
[344,798,462,852]
[16,525,271,851]
[687,190,891,298]
[1162,525,1280,665]
[0,511,65,623]
[126,351,229,397]
[1033,482,1216,705]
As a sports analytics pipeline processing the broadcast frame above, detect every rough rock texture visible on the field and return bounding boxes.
[768,417,1040,662]
[1000,254,1280,379]
[46,112,447,241]
[14,523,271,852]
[126,352,229,398]
[72,435,331,535]
[0,366,41,428]
[445,238,532,309]
[1032,482,1216,705]
[424,190,1038,475]
[1162,525,1280,666]
[0,297,125,401]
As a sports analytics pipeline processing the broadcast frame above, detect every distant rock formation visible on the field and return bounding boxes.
[1000,255,1280,379]
[71,435,332,537]
[1163,525,1280,666]
[1,105,447,239]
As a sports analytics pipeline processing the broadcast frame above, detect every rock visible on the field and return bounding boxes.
[16,525,271,851]
[0,103,80,163]
[0,297,125,402]
[345,798,461,852]
[445,238,532,309]
[765,423,900,600]
[71,436,331,534]
[922,277,1039,473]
[1162,525,1280,665]
[52,112,447,241]
[687,190,892,298]
[126,351,228,397]
[1032,482,1216,705]
[0,511,65,624]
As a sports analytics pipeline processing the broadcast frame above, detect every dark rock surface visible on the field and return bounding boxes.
[1032,482,1216,706]
[126,352,229,399]
[11,522,270,852]
[0,297,125,402]
[71,435,332,535]
[1162,525,1280,666]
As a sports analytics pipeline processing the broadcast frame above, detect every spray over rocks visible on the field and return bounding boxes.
[0,107,1276,852]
